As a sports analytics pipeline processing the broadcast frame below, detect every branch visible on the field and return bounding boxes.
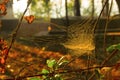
[89,49,119,80]
[4,64,116,80]
[4,0,32,62]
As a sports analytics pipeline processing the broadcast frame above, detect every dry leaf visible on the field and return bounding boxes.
[0,3,7,15]
[24,15,35,24]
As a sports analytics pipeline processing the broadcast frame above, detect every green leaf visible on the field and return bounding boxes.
[40,69,49,79]
[106,44,116,52]
[29,77,41,80]
[47,59,56,68]
[115,43,120,50]
[107,43,120,52]
[41,69,49,74]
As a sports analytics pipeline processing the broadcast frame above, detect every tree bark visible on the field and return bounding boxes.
[74,0,81,16]
[116,0,120,13]
[65,0,69,26]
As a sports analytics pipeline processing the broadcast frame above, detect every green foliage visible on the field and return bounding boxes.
[67,0,74,16]
[31,0,51,18]
[41,69,49,74]
[107,43,120,52]
[31,0,38,7]
[30,77,41,80]
[106,43,120,64]
[29,56,68,80]
[47,59,57,69]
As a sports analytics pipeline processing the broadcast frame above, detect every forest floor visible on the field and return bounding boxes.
[0,41,89,79]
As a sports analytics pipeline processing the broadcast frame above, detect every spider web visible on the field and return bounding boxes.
[63,18,95,55]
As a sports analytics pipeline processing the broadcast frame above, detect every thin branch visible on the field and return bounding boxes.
[89,49,119,80]
[92,0,109,33]
[15,63,33,79]
[4,64,116,80]
[4,0,32,62]
[89,0,110,79]
[103,0,113,53]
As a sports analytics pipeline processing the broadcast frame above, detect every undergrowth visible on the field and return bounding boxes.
[0,0,120,80]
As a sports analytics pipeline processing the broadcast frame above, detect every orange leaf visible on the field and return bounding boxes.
[48,26,52,31]
[0,58,5,64]
[1,69,5,73]
[2,49,8,55]
[0,3,7,15]
[0,67,5,73]
[111,68,120,78]
[24,15,35,24]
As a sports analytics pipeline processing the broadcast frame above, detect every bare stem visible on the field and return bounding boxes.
[4,0,32,65]
[89,49,119,80]
[103,0,113,54]
[5,64,116,80]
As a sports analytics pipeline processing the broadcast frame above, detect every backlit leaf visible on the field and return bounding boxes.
[107,43,120,52]
[0,3,7,15]
[24,15,35,24]
[107,45,116,52]
[41,69,49,74]
[0,58,5,64]
[29,77,41,80]
[48,26,52,31]
[47,59,56,68]
[115,43,120,51]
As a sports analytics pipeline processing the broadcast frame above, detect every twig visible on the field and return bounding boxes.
[101,49,118,66]
[63,55,81,68]
[15,63,33,79]
[4,64,116,80]
[4,0,32,63]
[103,0,113,54]
[88,49,119,80]
[92,0,109,32]
[89,0,115,80]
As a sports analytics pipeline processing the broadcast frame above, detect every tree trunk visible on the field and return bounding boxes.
[65,0,69,26]
[116,0,120,13]
[74,0,81,16]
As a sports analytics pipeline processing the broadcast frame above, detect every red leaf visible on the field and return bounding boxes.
[0,67,5,73]
[1,68,5,73]
[2,49,8,55]
[0,3,7,15]
[24,15,35,24]
[0,58,5,64]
